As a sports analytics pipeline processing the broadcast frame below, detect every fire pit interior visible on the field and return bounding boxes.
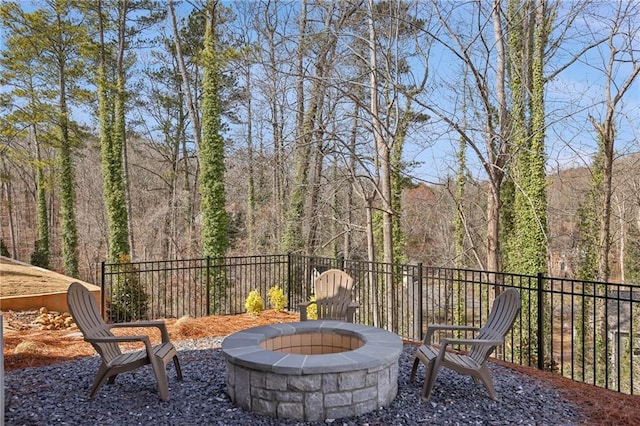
[260,331,364,354]
[222,320,403,422]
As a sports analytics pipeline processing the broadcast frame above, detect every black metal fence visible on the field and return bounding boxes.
[102,254,640,395]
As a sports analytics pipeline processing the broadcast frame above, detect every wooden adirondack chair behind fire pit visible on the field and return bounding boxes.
[299,269,359,322]
[66,282,182,401]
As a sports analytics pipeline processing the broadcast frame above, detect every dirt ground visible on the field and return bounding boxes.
[2,261,639,425]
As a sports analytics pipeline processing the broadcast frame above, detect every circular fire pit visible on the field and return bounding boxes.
[221,320,403,422]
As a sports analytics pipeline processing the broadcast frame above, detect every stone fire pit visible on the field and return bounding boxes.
[221,320,403,422]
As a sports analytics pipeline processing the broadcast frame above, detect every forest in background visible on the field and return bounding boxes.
[0,0,638,286]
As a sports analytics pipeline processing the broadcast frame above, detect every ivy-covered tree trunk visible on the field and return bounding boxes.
[199,1,229,314]
[453,136,467,326]
[33,126,50,268]
[500,0,552,365]
[96,1,129,263]
[167,0,199,257]
[504,0,549,276]
[53,5,79,277]
[58,94,79,277]
[280,0,308,255]
[199,1,228,260]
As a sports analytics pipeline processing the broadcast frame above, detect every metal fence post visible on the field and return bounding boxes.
[537,272,544,371]
[206,256,211,317]
[418,262,423,341]
[101,261,106,320]
[287,253,292,310]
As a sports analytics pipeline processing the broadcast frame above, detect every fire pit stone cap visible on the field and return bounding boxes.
[222,320,402,374]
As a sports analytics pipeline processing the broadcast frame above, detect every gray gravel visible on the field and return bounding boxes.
[4,339,586,425]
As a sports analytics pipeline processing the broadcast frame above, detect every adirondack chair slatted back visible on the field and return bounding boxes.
[314,270,354,320]
[67,283,122,362]
[469,288,521,365]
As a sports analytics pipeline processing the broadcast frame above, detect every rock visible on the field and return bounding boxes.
[31,307,77,330]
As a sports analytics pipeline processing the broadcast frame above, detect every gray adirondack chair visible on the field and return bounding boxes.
[66,282,182,401]
[410,288,521,401]
[299,269,359,322]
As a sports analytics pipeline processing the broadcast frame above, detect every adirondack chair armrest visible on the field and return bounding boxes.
[440,337,504,349]
[86,335,150,344]
[346,302,359,323]
[424,324,479,345]
[86,334,155,353]
[108,321,171,342]
[298,301,316,321]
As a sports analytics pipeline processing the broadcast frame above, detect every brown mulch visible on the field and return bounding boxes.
[2,310,639,425]
[1,309,299,371]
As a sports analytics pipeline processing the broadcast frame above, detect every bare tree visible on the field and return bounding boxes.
[585,1,640,282]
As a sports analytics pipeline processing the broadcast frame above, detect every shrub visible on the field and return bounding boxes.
[108,254,149,322]
[30,239,49,268]
[306,295,318,320]
[0,239,9,257]
[245,289,263,316]
[268,286,287,312]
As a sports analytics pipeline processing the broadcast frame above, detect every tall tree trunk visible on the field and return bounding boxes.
[168,0,199,256]
[306,126,326,255]
[168,0,201,148]
[368,0,395,331]
[281,0,310,254]
[487,0,507,274]
[116,1,133,261]
[97,0,130,262]
[244,64,256,254]
[0,163,18,258]
[33,125,49,268]
[199,0,229,259]
[343,103,360,260]
[56,11,78,277]
[365,195,380,327]
[282,1,339,255]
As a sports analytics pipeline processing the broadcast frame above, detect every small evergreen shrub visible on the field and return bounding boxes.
[108,254,149,322]
[0,239,10,257]
[268,286,287,312]
[30,239,49,268]
[245,289,263,316]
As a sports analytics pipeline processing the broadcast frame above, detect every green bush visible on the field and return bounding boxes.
[108,255,149,322]
[245,289,263,316]
[268,286,287,312]
[0,239,10,257]
[30,239,49,268]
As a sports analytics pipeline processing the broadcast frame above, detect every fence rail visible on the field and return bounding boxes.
[102,254,639,396]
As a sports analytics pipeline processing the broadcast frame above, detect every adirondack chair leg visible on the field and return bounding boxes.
[421,357,440,402]
[173,355,183,381]
[409,356,421,382]
[476,365,497,401]
[150,357,171,402]
[89,364,112,399]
